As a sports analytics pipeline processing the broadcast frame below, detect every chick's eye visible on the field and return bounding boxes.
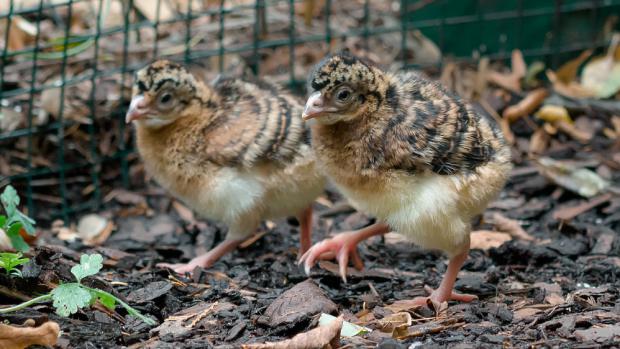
[158,92,176,110]
[337,89,351,101]
[160,93,172,104]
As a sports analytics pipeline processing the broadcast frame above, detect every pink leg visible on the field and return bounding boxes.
[298,223,390,282]
[412,249,477,304]
[297,206,313,256]
[157,238,245,275]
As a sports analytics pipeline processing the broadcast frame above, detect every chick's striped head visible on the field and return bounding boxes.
[304,53,387,124]
[126,60,213,128]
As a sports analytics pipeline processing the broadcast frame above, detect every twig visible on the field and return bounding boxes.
[0,285,32,302]
[396,319,465,340]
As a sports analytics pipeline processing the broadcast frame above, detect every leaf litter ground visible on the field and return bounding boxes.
[1,152,619,348]
[2,41,620,348]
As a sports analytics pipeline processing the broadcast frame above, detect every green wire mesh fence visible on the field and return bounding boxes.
[1,0,619,222]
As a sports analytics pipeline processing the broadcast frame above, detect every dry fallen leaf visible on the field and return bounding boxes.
[171,200,197,224]
[555,120,592,143]
[470,230,512,250]
[133,0,175,21]
[384,299,423,314]
[0,105,24,132]
[581,34,620,99]
[603,115,620,139]
[491,212,535,241]
[534,157,610,198]
[104,189,147,206]
[529,127,550,156]
[503,88,548,122]
[535,105,572,124]
[546,70,596,99]
[552,193,613,221]
[395,317,463,340]
[524,61,546,88]
[486,50,526,92]
[554,49,593,84]
[1,16,36,51]
[375,312,412,337]
[239,231,268,249]
[242,316,342,349]
[0,320,60,349]
[40,85,92,125]
[153,302,235,339]
[0,228,13,251]
[513,307,543,322]
[77,213,114,246]
[318,313,370,337]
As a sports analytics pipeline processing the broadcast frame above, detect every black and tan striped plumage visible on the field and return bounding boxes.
[306,54,510,178]
[127,60,325,274]
[300,53,512,303]
[132,60,309,167]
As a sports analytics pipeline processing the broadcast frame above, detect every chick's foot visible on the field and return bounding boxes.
[410,285,478,305]
[298,223,389,282]
[157,238,244,275]
[411,249,477,305]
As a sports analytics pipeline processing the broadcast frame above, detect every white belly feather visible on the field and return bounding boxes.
[334,172,485,256]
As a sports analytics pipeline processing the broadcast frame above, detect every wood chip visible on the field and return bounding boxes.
[0,321,60,349]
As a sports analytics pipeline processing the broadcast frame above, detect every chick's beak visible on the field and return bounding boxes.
[302,92,326,120]
[125,95,149,124]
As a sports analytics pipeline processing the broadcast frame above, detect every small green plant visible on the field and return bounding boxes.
[0,252,29,277]
[0,253,156,325]
[1,185,36,252]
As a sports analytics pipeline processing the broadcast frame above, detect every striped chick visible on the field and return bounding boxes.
[126,60,325,274]
[299,53,512,304]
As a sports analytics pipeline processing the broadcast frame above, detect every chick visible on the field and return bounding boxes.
[126,60,325,274]
[298,53,511,304]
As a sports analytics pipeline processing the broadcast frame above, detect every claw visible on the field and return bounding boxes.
[296,224,390,282]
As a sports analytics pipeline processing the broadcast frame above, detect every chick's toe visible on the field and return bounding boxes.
[298,223,389,282]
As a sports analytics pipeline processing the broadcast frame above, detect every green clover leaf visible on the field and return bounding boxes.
[0,185,19,217]
[13,211,36,235]
[71,254,103,283]
[1,185,36,236]
[51,283,93,317]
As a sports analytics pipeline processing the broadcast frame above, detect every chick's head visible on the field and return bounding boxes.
[126,60,205,128]
[304,53,387,125]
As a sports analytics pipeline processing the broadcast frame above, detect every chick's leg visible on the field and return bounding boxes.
[297,206,313,256]
[412,248,477,304]
[299,223,390,282]
[157,237,245,275]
